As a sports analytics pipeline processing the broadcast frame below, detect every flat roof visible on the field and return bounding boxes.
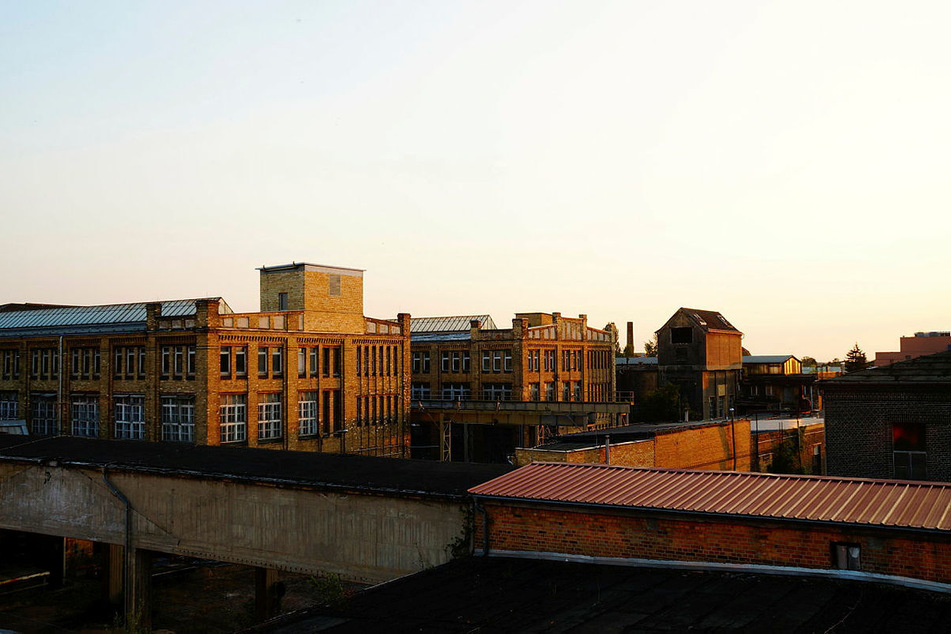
[258,556,951,632]
[469,462,951,532]
[826,350,951,385]
[0,437,511,501]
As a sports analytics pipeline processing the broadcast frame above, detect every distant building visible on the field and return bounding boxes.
[824,351,951,481]
[656,308,743,420]
[0,263,410,456]
[409,312,624,462]
[737,355,818,414]
[874,331,951,366]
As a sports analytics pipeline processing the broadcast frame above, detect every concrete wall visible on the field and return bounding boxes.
[0,463,466,584]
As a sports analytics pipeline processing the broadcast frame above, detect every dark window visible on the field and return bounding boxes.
[671,327,693,344]
[278,292,288,311]
[893,422,927,480]
[832,543,861,571]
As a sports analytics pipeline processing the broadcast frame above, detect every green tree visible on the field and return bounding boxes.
[800,356,817,368]
[844,343,869,373]
[636,384,681,422]
[644,334,658,357]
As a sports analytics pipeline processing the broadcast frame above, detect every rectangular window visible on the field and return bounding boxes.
[893,422,927,480]
[411,382,431,400]
[832,543,861,571]
[309,347,319,376]
[220,394,247,443]
[114,395,145,440]
[493,351,502,373]
[298,348,307,378]
[323,348,331,377]
[0,391,18,420]
[442,383,470,401]
[272,348,283,377]
[173,347,185,377]
[220,347,231,376]
[563,381,571,401]
[441,352,450,373]
[1,350,20,380]
[32,348,59,381]
[530,383,540,401]
[161,395,195,442]
[671,327,693,344]
[545,350,555,372]
[545,382,555,401]
[235,346,247,377]
[278,292,288,311]
[299,392,318,436]
[258,393,282,440]
[115,346,145,380]
[483,383,512,401]
[482,351,491,373]
[31,394,58,435]
[70,395,99,437]
[451,351,460,372]
[357,347,362,376]
[328,274,341,297]
[258,347,269,377]
[563,350,571,372]
[574,381,582,401]
[461,351,470,373]
[503,351,512,372]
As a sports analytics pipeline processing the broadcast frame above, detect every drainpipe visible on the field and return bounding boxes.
[604,434,611,465]
[102,468,133,621]
[58,336,64,435]
[473,500,489,556]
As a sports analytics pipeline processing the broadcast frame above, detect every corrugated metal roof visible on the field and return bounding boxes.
[744,355,796,364]
[469,463,951,531]
[411,315,498,333]
[411,332,473,343]
[0,299,226,331]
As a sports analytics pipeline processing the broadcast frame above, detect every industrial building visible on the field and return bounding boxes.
[0,263,410,456]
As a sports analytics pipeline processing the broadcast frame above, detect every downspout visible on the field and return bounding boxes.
[473,499,489,556]
[102,468,133,621]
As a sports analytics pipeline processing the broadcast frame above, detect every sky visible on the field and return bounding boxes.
[2,1,949,362]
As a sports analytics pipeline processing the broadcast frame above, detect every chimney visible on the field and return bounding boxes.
[627,322,634,353]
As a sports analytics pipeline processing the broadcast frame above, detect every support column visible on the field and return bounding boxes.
[255,567,281,622]
[127,549,152,630]
[40,535,66,588]
[102,543,123,605]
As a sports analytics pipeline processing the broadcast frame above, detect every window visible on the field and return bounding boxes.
[574,381,582,401]
[442,352,450,372]
[328,274,341,296]
[258,347,269,377]
[114,395,145,440]
[220,347,231,376]
[0,391,18,420]
[503,351,512,372]
[161,345,195,380]
[234,346,247,377]
[298,348,307,378]
[563,382,571,401]
[1,349,20,380]
[70,348,101,380]
[299,392,318,436]
[31,394,58,435]
[309,347,319,377]
[527,350,539,372]
[483,383,512,401]
[462,351,470,372]
[271,348,283,377]
[832,543,861,571]
[258,393,283,440]
[412,351,431,374]
[220,394,247,443]
[322,390,340,434]
[671,327,693,344]
[31,348,59,381]
[545,382,555,401]
[544,350,555,372]
[71,395,99,437]
[442,383,470,401]
[114,346,145,380]
[530,383,540,401]
[893,422,927,480]
[412,382,431,400]
[160,395,195,442]
[322,347,341,377]
[278,292,288,311]
[451,351,460,373]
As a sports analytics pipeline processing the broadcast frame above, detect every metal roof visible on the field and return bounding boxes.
[411,332,473,343]
[616,356,658,366]
[0,299,227,334]
[469,463,951,532]
[411,315,498,333]
[744,355,797,364]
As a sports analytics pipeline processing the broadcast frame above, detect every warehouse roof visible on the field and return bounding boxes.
[410,314,498,333]
[744,355,797,365]
[469,462,951,532]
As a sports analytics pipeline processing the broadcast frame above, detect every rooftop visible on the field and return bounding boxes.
[258,556,951,632]
[673,307,740,333]
[827,350,951,385]
[469,462,951,532]
[410,314,498,333]
[0,437,512,501]
[744,355,797,364]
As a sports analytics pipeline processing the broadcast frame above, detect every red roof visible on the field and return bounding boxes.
[469,463,951,531]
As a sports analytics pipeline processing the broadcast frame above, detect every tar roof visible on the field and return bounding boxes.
[0,299,230,337]
[469,462,951,532]
[410,314,498,333]
[825,350,951,385]
[0,437,512,500]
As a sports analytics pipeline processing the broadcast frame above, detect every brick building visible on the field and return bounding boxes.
[0,263,410,456]
[656,308,743,420]
[737,355,818,414]
[409,313,625,462]
[470,462,951,589]
[824,351,951,481]
[874,331,951,367]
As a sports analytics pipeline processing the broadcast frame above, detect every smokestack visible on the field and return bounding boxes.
[626,322,634,353]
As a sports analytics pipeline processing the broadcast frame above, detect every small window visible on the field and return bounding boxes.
[832,543,861,571]
[278,292,288,311]
[671,327,693,344]
[329,275,341,297]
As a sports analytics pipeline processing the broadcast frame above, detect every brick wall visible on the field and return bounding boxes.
[825,385,951,481]
[653,419,751,471]
[477,502,951,585]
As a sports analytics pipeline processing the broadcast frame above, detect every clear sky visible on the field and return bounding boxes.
[2,1,949,362]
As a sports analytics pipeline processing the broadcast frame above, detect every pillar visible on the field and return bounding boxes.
[255,567,281,622]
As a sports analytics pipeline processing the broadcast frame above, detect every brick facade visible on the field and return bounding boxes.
[476,502,951,585]
[0,263,411,457]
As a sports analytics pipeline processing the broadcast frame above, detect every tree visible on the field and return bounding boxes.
[800,356,817,368]
[644,334,658,357]
[844,343,869,373]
